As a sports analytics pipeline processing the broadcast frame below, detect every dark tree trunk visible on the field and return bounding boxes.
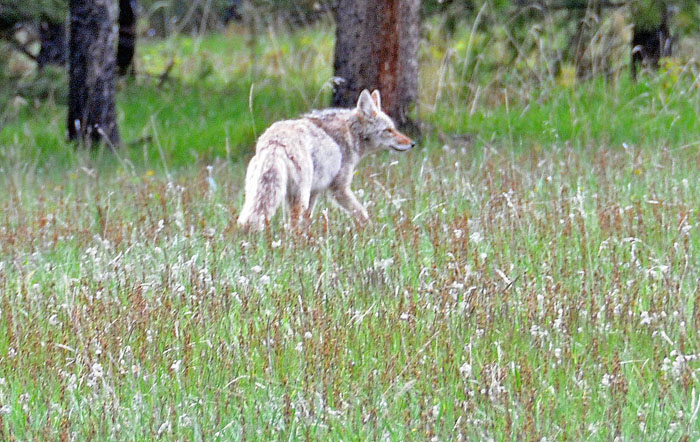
[332,0,420,130]
[631,12,672,80]
[223,0,243,24]
[68,0,120,147]
[117,0,137,76]
[37,21,67,68]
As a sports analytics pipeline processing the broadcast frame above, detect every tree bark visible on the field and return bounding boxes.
[631,4,672,80]
[68,0,121,147]
[117,0,137,76]
[37,21,67,68]
[332,0,420,130]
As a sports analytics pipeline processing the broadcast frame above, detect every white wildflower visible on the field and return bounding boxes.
[91,363,104,378]
[179,414,192,427]
[374,258,394,270]
[469,231,483,244]
[601,373,613,388]
[530,325,548,340]
[157,421,171,436]
[663,353,700,381]
[48,314,60,326]
[66,374,77,392]
[459,362,472,379]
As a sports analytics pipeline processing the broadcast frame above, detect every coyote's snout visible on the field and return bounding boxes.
[237,89,414,231]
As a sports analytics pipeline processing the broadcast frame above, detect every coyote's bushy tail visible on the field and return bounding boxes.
[237,149,287,231]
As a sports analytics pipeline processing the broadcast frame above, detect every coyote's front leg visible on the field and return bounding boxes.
[330,164,370,223]
[331,185,369,223]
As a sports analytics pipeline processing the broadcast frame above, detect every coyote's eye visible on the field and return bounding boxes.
[383,128,392,133]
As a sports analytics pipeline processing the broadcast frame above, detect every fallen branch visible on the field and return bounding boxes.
[158,58,175,88]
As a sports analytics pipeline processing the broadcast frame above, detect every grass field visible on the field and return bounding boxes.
[1,20,700,440]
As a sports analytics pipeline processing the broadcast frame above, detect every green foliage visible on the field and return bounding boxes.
[631,0,665,30]
[140,0,232,35]
[140,0,331,35]
[0,0,67,24]
[420,0,700,40]
[627,0,700,34]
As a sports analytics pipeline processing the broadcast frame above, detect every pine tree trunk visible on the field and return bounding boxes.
[117,0,137,76]
[67,0,121,147]
[631,6,672,80]
[37,21,67,68]
[332,0,420,130]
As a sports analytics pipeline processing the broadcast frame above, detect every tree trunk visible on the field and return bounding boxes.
[117,0,137,76]
[37,21,67,68]
[631,4,672,80]
[68,0,121,147]
[223,0,243,24]
[332,0,420,130]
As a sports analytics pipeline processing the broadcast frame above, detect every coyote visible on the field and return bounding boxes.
[237,89,415,231]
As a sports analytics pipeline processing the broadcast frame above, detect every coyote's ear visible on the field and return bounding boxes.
[357,89,376,116]
[371,90,381,109]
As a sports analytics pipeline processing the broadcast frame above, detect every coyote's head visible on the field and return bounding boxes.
[356,89,415,153]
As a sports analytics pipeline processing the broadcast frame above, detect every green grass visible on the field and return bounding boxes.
[1,20,700,441]
[429,75,700,149]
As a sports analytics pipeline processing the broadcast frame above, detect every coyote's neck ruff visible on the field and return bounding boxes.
[237,89,415,231]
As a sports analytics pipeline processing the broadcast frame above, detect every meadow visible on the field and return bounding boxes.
[1,18,700,440]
